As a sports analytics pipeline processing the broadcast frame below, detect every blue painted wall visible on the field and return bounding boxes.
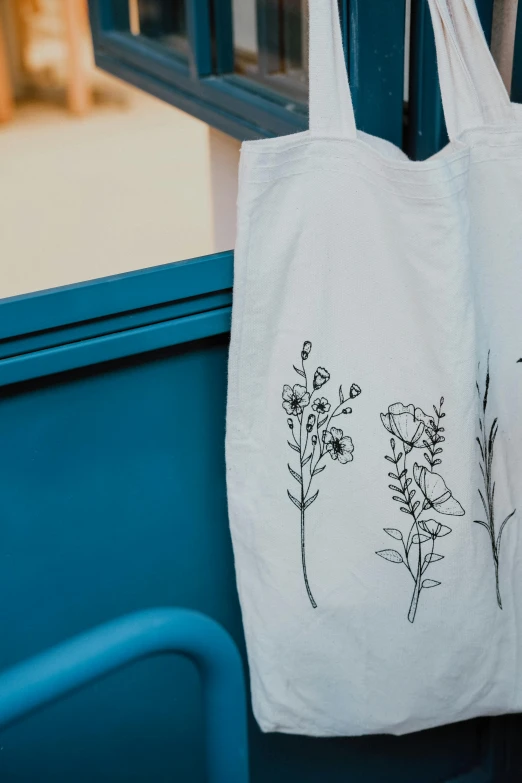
[0,255,518,780]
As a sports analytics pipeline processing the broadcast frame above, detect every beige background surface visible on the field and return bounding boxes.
[0,76,240,299]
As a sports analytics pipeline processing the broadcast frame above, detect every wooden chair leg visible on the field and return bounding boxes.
[0,15,14,123]
[63,0,90,116]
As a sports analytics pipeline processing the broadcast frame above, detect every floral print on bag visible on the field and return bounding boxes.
[377,397,465,623]
[474,353,516,609]
[283,341,362,608]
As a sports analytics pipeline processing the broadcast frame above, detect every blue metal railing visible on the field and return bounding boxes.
[0,608,249,783]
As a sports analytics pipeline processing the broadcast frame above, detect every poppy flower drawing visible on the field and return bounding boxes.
[377,397,465,623]
[380,403,434,453]
[413,464,464,516]
[283,341,362,608]
[419,519,452,538]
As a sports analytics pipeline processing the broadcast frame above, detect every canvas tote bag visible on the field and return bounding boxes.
[226,0,522,736]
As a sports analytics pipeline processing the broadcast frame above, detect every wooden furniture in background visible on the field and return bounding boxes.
[0,0,91,122]
[0,7,14,122]
[63,0,90,114]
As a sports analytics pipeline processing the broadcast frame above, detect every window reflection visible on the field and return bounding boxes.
[128,0,188,59]
[232,0,308,101]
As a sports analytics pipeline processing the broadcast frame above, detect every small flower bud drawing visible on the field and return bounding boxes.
[301,341,312,360]
[287,418,294,429]
[306,414,316,432]
[350,383,362,398]
[313,367,330,390]
[311,435,317,445]
[342,407,353,415]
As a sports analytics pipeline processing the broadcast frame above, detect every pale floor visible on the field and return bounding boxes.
[0,75,215,299]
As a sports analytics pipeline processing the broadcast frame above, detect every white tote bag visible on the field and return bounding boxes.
[226,0,522,736]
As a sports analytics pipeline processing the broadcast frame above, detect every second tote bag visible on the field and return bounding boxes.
[226,0,522,736]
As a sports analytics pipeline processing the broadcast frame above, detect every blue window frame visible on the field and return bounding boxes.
[88,1,518,160]
[88,0,406,148]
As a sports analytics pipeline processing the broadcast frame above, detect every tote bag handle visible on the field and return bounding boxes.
[308,0,514,145]
[427,0,515,141]
[308,0,357,139]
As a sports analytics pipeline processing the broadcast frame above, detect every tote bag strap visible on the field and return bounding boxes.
[308,0,357,139]
[427,0,514,141]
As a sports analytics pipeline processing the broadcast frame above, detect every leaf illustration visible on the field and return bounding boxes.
[478,489,489,520]
[411,533,430,544]
[388,472,399,480]
[424,553,444,563]
[389,484,402,493]
[483,352,490,412]
[385,455,395,464]
[318,416,328,428]
[497,509,516,550]
[293,365,305,378]
[288,464,302,484]
[489,418,498,452]
[302,454,312,467]
[384,528,403,540]
[376,549,403,564]
[473,519,490,532]
[287,441,299,452]
[287,490,302,510]
[339,385,344,404]
[304,490,319,509]
[392,496,403,503]
[422,579,441,589]
[312,465,326,477]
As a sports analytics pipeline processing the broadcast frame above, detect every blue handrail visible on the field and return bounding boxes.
[0,608,249,783]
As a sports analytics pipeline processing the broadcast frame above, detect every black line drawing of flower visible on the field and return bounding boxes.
[474,352,516,609]
[413,465,465,516]
[380,403,434,453]
[419,519,452,538]
[313,367,330,390]
[323,428,354,463]
[282,384,311,416]
[312,397,331,414]
[284,341,362,608]
[377,397,465,623]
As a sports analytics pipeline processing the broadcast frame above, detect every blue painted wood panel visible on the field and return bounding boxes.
[0,256,512,781]
[348,0,406,150]
[513,1,522,103]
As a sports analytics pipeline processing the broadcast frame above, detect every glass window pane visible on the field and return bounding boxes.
[128,0,189,59]
[232,0,308,102]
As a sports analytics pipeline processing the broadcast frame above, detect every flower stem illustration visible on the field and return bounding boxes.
[474,353,516,609]
[283,341,362,608]
[377,401,465,623]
